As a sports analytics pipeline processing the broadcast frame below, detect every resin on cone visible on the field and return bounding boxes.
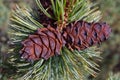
[62,21,111,51]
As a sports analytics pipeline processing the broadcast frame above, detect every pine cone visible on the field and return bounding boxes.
[62,21,111,51]
[19,26,63,61]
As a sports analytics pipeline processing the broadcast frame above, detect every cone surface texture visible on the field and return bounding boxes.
[62,21,111,51]
[20,26,63,60]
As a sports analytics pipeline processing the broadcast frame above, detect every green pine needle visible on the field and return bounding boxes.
[10,5,43,44]
[69,0,101,22]
[36,0,52,18]
[51,0,66,21]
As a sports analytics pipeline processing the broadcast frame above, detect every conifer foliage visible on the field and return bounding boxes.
[9,0,111,79]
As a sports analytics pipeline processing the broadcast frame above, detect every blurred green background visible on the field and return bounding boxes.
[0,0,120,79]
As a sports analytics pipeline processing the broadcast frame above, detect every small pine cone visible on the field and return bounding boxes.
[62,21,111,51]
[19,26,64,61]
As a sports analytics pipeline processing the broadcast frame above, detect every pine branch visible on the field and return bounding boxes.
[8,0,105,80]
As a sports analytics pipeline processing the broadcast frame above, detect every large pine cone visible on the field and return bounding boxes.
[19,26,64,61]
[62,21,111,51]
